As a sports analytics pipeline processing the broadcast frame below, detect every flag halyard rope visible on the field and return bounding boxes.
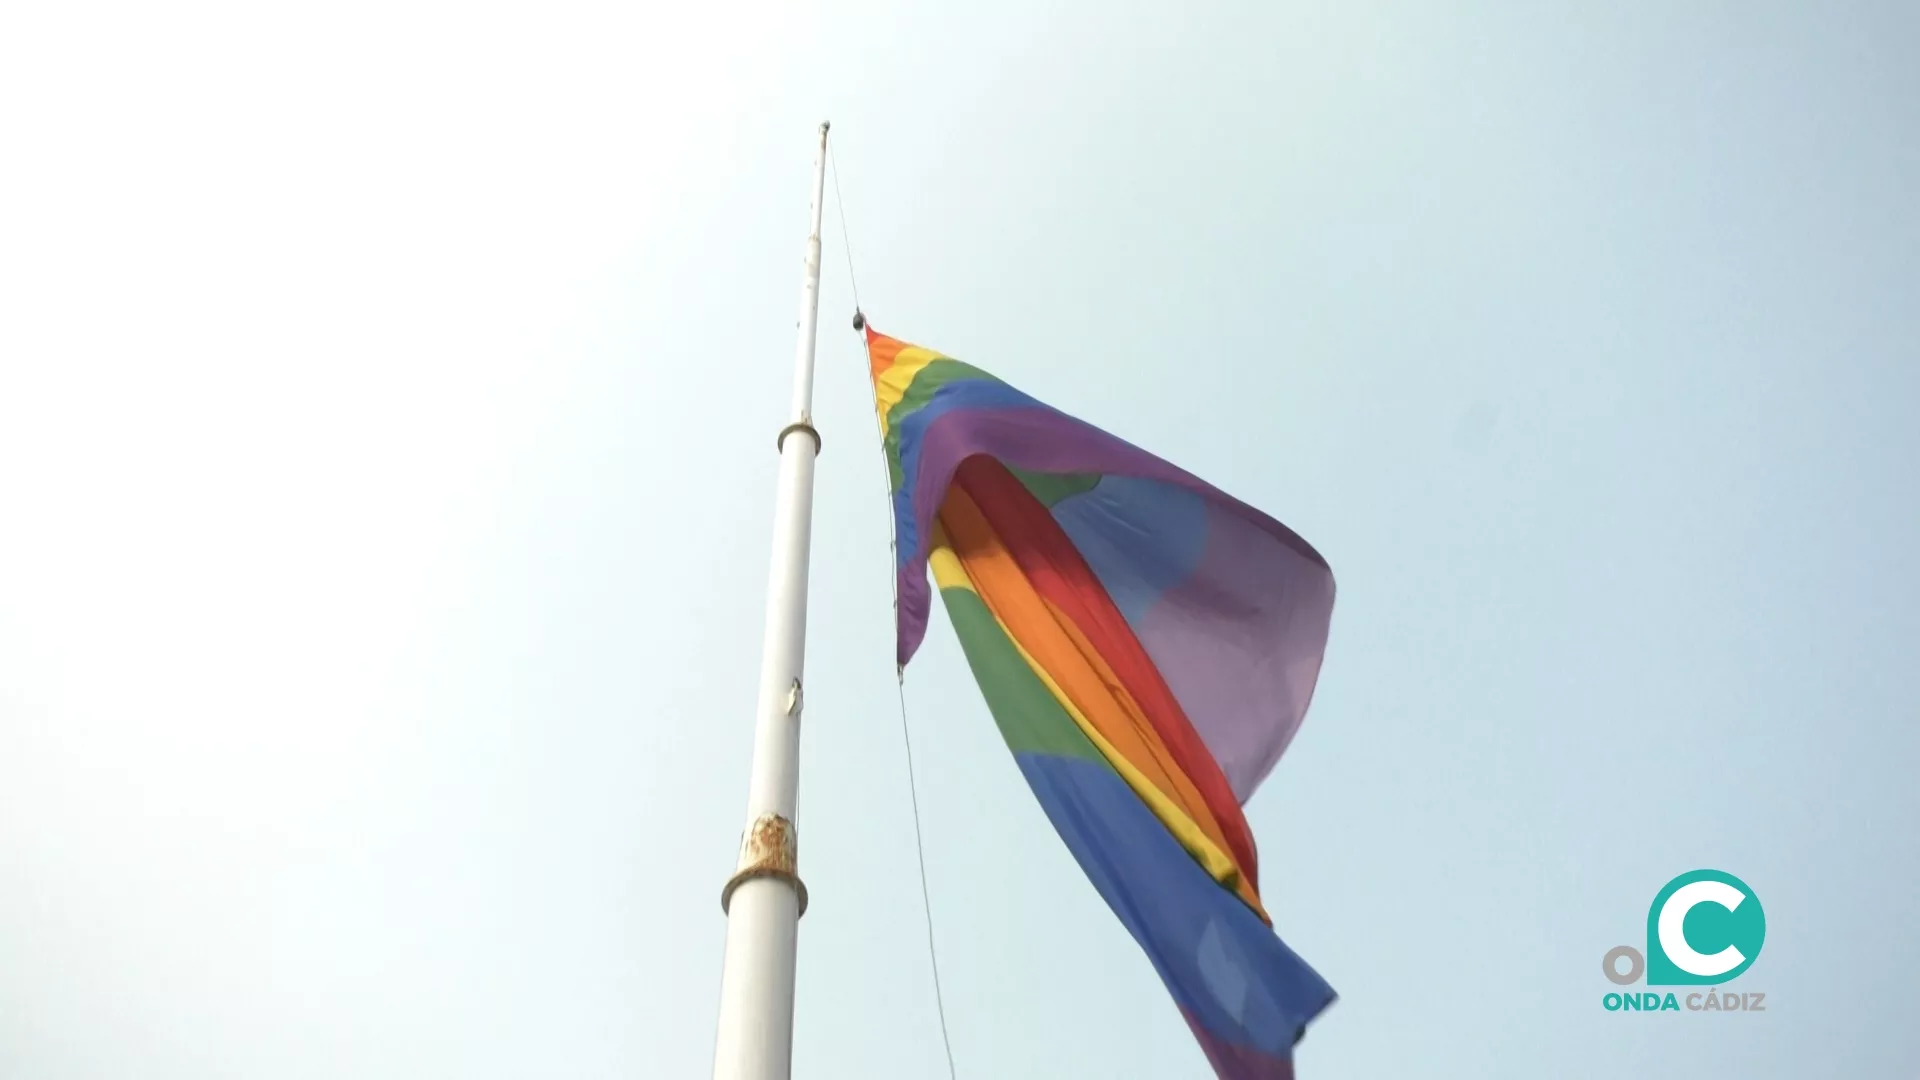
[832,142,958,1080]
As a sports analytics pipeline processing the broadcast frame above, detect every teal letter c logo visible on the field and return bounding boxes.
[1645,870,1765,986]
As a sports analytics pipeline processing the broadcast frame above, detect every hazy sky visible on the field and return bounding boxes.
[3,3,1916,1078]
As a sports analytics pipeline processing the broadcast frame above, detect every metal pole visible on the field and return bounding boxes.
[711,121,829,1080]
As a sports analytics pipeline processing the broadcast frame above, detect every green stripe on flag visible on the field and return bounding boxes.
[936,586,1109,765]
[1007,468,1101,507]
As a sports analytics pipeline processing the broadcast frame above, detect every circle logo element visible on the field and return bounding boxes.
[1644,869,1765,985]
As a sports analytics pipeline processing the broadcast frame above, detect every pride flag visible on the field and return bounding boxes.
[866,325,1338,1078]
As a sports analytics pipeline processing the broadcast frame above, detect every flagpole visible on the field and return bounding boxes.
[711,120,830,1080]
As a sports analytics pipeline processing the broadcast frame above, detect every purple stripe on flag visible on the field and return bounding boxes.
[1133,498,1333,799]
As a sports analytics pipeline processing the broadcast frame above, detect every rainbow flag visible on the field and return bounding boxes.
[866,325,1338,1078]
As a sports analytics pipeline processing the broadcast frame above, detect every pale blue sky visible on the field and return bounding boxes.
[2,3,1916,1078]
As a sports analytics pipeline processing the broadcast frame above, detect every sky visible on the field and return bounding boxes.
[2,2,1917,1078]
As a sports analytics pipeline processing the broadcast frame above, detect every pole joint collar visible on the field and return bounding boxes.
[721,812,808,917]
[777,421,821,456]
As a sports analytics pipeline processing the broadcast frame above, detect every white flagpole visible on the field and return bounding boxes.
[711,120,830,1080]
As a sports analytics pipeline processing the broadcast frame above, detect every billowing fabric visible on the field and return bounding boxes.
[867,325,1337,1077]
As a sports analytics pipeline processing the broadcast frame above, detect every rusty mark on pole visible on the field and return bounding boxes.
[720,812,808,917]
